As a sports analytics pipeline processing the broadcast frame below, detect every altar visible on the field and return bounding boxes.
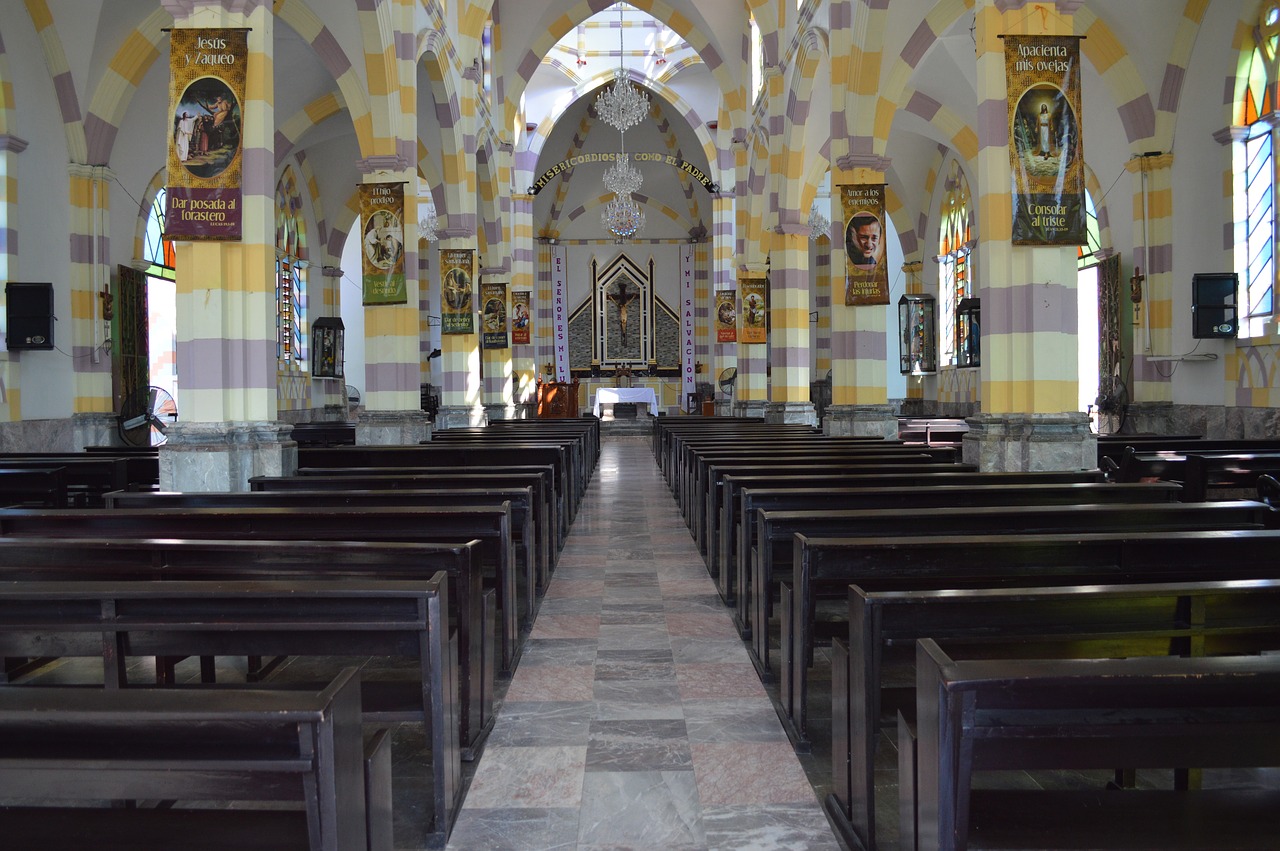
[593,386,660,417]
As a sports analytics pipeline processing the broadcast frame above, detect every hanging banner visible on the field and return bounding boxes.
[481,281,509,350]
[739,273,768,344]
[715,290,737,342]
[359,183,408,305]
[551,245,569,382]
[1005,35,1086,245]
[680,244,696,404]
[841,183,889,306]
[511,290,532,345]
[165,28,247,241]
[440,247,475,334]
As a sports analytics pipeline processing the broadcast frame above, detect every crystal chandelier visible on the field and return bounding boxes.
[596,5,650,136]
[808,202,830,241]
[602,194,645,239]
[418,202,439,242]
[603,151,643,195]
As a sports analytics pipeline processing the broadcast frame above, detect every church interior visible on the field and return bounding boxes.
[1,1,1280,849]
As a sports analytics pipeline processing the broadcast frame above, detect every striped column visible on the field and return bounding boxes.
[536,238,554,380]
[966,0,1093,471]
[765,229,815,424]
[67,163,115,445]
[163,2,293,490]
[0,134,27,425]
[826,156,895,438]
[733,265,768,417]
[813,237,832,379]
[694,241,710,392]
[1127,152,1174,408]
[480,265,514,421]
[510,193,536,413]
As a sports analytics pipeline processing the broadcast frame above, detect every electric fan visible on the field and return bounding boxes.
[1094,378,1129,435]
[118,386,178,447]
[346,384,362,411]
[717,367,737,398]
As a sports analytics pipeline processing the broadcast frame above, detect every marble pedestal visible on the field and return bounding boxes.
[356,409,431,445]
[732,399,768,418]
[483,402,517,422]
[963,412,1096,472]
[714,399,733,417]
[764,401,817,426]
[159,422,296,492]
[434,404,487,431]
[822,404,898,439]
[72,412,122,450]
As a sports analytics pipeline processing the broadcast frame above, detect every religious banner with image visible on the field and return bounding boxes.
[481,282,509,350]
[680,244,696,403]
[511,290,532,345]
[359,183,408,305]
[551,245,569,381]
[715,290,737,342]
[440,248,475,334]
[1005,34,1085,245]
[739,273,768,344]
[841,183,889,306]
[165,28,247,241]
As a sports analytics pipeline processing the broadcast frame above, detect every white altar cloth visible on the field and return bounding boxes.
[593,387,659,417]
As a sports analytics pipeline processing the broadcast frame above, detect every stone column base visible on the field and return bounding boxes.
[1122,401,1175,436]
[72,412,123,450]
[356,409,431,445]
[963,412,1096,472]
[434,404,487,431]
[159,421,297,492]
[322,403,351,422]
[764,401,817,426]
[732,399,769,418]
[823,404,898,439]
[483,402,517,422]
[714,399,733,417]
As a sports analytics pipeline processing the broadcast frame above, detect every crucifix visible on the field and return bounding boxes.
[1129,265,1145,326]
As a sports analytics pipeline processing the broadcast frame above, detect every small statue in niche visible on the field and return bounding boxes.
[607,280,640,344]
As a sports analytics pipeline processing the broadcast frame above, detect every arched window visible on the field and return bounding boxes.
[1236,3,1279,336]
[1077,190,1102,271]
[143,188,176,281]
[276,168,307,365]
[749,14,763,105]
[937,160,974,366]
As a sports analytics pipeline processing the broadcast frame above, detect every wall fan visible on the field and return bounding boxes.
[118,386,178,447]
[1094,378,1129,436]
[718,367,737,398]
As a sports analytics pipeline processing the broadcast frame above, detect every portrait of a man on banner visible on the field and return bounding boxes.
[1005,35,1086,245]
[715,290,737,343]
[739,276,767,344]
[841,183,890,306]
[511,291,532,345]
[481,282,509,350]
[359,183,408,305]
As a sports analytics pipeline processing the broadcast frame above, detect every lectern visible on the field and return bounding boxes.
[536,378,580,418]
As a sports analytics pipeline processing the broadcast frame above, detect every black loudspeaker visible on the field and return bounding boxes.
[1191,272,1238,339]
[5,282,55,350]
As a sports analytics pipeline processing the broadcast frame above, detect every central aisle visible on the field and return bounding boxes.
[446,435,839,850]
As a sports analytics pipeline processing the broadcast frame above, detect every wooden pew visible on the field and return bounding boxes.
[829,578,1280,851]
[0,467,68,507]
[289,421,356,446]
[1104,447,1280,500]
[297,445,581,525]
[730,481,1182,640]
[0,536,492,767]
[649,415,770,476]
[914,640,1280,851]
[0,504,523,675]
[0,456,142,506]
[105,485,543,597]
[727,470,1107,649]
[433,421,600,478]
[0,579,461,848]
[252,470,557,570]
[788,527,1280,750]
[1096,435,1280,470]
[0,668,382,851]
[657,423,817,486]
[764,500,1279,726]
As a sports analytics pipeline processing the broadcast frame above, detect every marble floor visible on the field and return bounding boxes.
[445,435,842,850]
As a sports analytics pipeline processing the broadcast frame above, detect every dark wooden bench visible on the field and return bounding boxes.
[658,424,820,486]
[0,504,521,674]
[252,469,556,571]
[298,445,581,525]
[1104,447,1280,500]
[913,640,1280,851]
[725,469,1108,644]
[1095,435,1280,470]
[432,423,599,479]
[730,481,1182,640]
[896,417,969,445]
[0,536,491,764]
[289,421,356,446]
[763,500,1279,724]
[105,484,544,597]
[0,667,383,851]
[480,417,601,463]
[0,466,68,507]
[695,452,963,562]
[0,456,145,505]
[829,578,1280,851]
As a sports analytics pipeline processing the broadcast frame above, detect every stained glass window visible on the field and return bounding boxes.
[275,169,307,365]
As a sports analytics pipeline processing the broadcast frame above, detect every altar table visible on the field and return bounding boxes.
[593,387,660,417]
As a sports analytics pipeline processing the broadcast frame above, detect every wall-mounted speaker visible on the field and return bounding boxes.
[1191,272,1238,339]
[5,282,55,350]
